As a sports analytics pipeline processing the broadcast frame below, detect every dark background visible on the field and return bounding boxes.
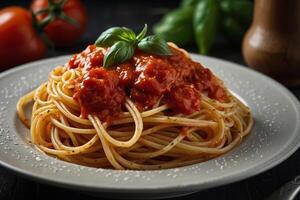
[0,1,300,200]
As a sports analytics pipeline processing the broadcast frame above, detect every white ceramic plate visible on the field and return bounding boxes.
[0,55,299,199]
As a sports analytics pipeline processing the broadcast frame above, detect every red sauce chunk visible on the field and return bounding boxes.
[168,85,201,115]
[73,68,126,122]
[72,45,227,122]
[68,45,105,71]
[131,54,177,110]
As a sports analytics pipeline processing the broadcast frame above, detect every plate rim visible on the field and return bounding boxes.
[0,54,300,194]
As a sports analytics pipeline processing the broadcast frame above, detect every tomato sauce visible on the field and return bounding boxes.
[73,68,125,122]
[71,45,227,121]
[68,45,105,71]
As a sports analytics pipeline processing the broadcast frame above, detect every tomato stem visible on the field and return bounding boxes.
[34,8,48,15]
[31,0,79,46]
[58,12,78,27]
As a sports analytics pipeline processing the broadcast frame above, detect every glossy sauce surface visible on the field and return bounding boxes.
[70,45,226,121]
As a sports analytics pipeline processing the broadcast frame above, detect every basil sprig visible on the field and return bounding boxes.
[136,25,148,42]
[95,24,172,68]
[95,27,136,47]
[103,41,135,68]
[138,35,171,55]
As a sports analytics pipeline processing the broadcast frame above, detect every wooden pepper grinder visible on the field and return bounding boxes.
[243,0,300,86]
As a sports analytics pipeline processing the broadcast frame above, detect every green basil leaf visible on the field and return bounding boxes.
[153,6,194,46]
[220,0,253,25]
[138,35,172,55]
[181,0,200,7]
[136,24,148,42]
[193,0,219,54]
[95,27,136,47]
[122,27,137,39]
[221,16,245,44]
[103,41,134,68]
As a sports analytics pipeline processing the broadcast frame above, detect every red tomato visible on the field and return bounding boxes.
[31,0,88,47]
[0,7,46,69]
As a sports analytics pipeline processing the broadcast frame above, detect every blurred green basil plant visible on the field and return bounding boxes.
[153,0,253,54]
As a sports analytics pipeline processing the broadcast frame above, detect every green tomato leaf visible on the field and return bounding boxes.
[136,24,148,42]
[95,27,136,47]
[153,6,194,46]
[103,41,134,68]
[138,35,172,55]
[193,0,219,54]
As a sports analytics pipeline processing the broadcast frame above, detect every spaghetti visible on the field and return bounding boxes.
[17,43,253,170]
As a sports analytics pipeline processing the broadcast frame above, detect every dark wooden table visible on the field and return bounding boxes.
[0,1,300,199]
